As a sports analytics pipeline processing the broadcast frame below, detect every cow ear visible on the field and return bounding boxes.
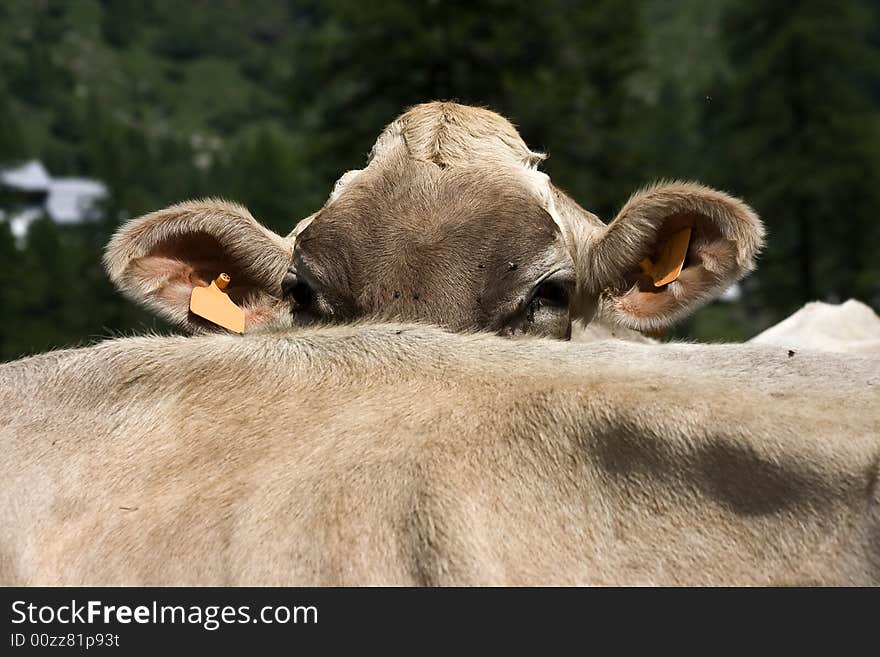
[584,182,764,331]
[104,199,293,333]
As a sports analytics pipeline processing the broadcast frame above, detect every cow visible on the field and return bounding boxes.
[750,299,880,355]
[104,102,763,340]
[1,324,878,585]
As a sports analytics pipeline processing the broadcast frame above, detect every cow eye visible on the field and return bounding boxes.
[281,272,314,308]
[531,280,571,309]
[290,279,313,308]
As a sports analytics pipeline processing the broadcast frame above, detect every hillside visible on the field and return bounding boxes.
[1,0,878,358]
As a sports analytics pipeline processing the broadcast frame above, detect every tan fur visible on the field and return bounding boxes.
[104,199,293,331]
[1,325,878,585]
[585,182,765,331]
[751,300,880,354]
[105,103,764,336]
[569,318,656,343]
[388,102,546,169]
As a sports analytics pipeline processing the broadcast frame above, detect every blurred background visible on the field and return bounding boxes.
[1,0,879,360]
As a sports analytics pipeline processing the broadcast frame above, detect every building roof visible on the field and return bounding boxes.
[0,160,52,192]
[0,161,108,229]
[46,178,108,223]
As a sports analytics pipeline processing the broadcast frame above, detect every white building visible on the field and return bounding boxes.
[0,160,108,240]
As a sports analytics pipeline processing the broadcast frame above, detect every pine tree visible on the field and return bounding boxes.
[711,0,880,315]
[0,86,27,163]
[0,220,24,361]
[285,0,649,220]
[15,217,72,356]
[226,124,316,235]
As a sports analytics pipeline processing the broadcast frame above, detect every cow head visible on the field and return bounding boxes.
[105,102,764,338]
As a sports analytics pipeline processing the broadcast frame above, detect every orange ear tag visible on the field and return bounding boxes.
[189,273,245,334]
[639,227,692,288]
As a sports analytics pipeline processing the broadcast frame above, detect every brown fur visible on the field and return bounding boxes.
[1,325,877,585]
[296,152,568,335]
[104,103,764,337]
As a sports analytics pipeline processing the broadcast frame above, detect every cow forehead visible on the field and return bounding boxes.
[294,160,570,327]
[371,101,546,170]
[300,102,563,239]
[308,159,562,262]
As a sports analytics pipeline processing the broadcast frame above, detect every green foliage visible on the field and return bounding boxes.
[225,124,317,235]
[0,0,878,360]
[0,215,169,361]
[0,86,27,162]
[0,219,26,359]
[707,0,880,317]
[670,300,762,344]
[282,0,648,219]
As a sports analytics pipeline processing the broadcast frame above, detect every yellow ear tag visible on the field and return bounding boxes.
[189,273,245,334]
[639,227,692,288]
